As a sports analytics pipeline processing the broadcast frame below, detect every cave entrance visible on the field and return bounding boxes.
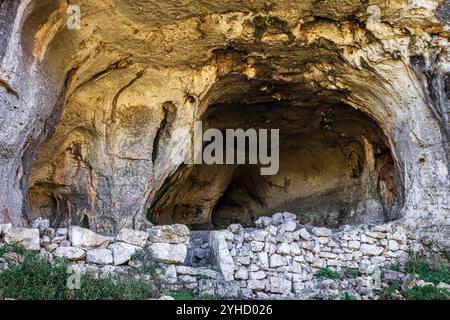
[149,100,402,230]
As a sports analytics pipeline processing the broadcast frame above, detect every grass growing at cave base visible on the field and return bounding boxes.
[381,256,450,300]
[315,268,341,280]
[403,285,449,300]
[404,258,450,285]
[381,282,449,300]
[0,244,222,300]
[314,257,450,300]
[0,244,158,300]
[315,267,361,280]
[343,291,357,300]
[2,245,449,300]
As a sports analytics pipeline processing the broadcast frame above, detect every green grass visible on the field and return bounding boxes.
[171,292,196,300]
[0,244,219,300]
[343,291,357,300]
[403,285,449,300]
[386,283,401,295]
[0,245,158,300]
[377,281,449,300]
[0,247,5,258]
[316,268,341,280]
[389,263,400,272]
[130,246,162,290]
[342,267,360,278]
[379,257,450,300]
[195,275,210,281]
[404,258,450,285]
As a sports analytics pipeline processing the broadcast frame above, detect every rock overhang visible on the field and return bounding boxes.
[0,0,447,248]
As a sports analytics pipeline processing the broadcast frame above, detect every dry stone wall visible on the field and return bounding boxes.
[211,212,420,299]
[0,1,448,249]
[0,212,423,299]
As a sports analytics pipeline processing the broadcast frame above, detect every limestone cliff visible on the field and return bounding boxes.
[0,1,448,247]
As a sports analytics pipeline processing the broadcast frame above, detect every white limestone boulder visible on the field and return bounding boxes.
[209,231,234,281]
[116,228,148,247]
[109,242,141,266]
[149,242,187,264]
[68,226,109,249]
[86,248,113,265]
[5,227,40,251]
[148,224,189,244]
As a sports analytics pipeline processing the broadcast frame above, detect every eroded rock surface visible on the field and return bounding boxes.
[0,1,448,247]
[0,213,434,300]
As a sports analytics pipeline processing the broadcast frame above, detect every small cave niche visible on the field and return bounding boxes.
[27,135,97,230]
[28,188,57,221]
[150,101,403,230]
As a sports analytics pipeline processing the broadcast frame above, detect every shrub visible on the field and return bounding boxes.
[130,246,161,290]
[316,268,340,280]
[405,258,450,285]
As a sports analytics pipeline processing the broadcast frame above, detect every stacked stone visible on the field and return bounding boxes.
[0,222,189,270]
[158,264,222,292]
[0,213,421,300]
[215,212,418,299]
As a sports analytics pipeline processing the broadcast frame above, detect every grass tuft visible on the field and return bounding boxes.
[316,268,341,280]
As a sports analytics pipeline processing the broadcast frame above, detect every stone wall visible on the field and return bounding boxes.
[210,212,420,299]
[0,212,423,299]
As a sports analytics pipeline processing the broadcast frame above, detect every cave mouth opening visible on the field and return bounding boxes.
[149,99,402,230]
